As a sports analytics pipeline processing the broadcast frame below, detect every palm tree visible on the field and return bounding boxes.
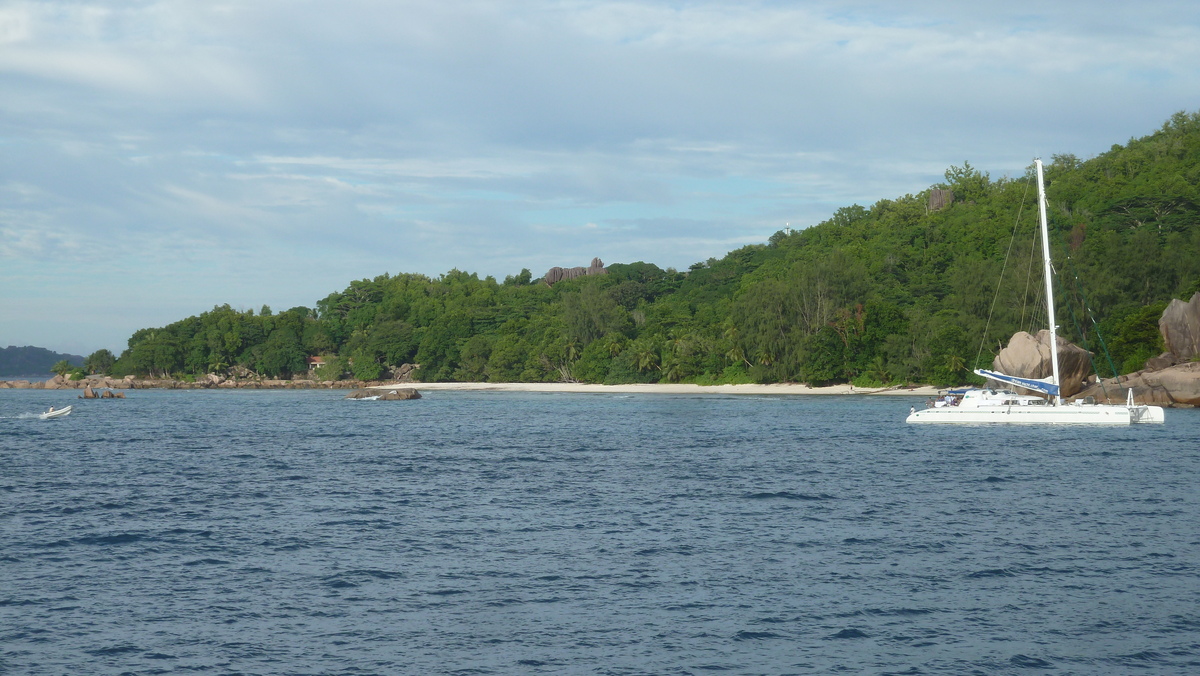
[635,346,659,372]
[603,337,623,357]
[945,353,966,380]
[663,360,684,382]
[866,355,890,385]
[567,340,581,363]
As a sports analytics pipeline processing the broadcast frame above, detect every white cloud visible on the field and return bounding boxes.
[2,0,1199,352]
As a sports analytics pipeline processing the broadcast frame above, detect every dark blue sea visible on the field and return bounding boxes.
[3,389,1199,675]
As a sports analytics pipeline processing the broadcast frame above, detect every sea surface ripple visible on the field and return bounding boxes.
[2,389,1199,675]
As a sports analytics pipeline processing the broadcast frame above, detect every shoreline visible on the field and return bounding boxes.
[0,375,938,397]
[374,382,940,396]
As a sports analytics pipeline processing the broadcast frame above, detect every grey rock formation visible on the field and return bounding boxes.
[928,188,954,212]
[992,330,1093,397]
[391,363,419,382]
[43,375,67,390]
[1076,293,1200,406]
[1072,361,1200,407]
[1143,353,1178,372]
[544,258,608,286]
[379,388,421,400]
[1159,292,1200,361]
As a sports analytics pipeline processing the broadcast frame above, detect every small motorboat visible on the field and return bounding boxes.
[40,405,73,420]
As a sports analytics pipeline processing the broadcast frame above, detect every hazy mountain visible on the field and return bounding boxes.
[0,346,85,377]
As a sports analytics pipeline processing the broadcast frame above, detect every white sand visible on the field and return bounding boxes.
[371,381,940,396]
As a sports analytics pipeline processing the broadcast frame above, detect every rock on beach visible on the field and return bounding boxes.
[991,330,1092,397]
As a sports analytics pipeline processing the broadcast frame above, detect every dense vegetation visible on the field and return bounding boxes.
[106,112,1200,387]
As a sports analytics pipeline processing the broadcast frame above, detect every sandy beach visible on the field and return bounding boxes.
[372,381,940,396]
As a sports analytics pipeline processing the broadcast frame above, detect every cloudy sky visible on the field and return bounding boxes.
[2,0,1198,356]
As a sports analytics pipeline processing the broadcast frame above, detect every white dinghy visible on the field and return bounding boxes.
[39,405,73,420]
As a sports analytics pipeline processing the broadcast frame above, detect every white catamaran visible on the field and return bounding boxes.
[907,159,1165,425]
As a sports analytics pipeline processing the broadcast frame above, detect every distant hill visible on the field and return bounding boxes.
[0,346,85,377]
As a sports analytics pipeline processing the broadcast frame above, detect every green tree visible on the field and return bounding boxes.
[943,161,992,203]
[562,282,630,345]
[503,268,532,285]
[455,335,492,381]
[83,349,117,375]
[485,334,528,382]
[573,339,615,383]
[800,327,846,384]
[257,329,306,378]
[1100,301,1169,374]
[350,350,385,381]
[314,355,347,381]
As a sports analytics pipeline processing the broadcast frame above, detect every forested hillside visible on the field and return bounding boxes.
[108,112,1200,386]
[0,346,84,377]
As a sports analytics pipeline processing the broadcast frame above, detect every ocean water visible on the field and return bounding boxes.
[2,389,1199,675]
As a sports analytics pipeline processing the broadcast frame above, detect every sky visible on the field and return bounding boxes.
[2,1,1198,356]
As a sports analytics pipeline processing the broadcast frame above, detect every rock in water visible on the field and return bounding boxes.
[1160,292,1200,361]
[344,388,421,400]
[992,330,1092,397]
[1148,362,1200,405]
[379,388,421,401]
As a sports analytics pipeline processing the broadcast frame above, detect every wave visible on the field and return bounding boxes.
[743,491,835,501]
[74,533,147,546]
[733,630,782,640]
[1010,654,1055,668]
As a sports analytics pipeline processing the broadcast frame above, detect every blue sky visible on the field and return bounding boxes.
[2,0,1198,356]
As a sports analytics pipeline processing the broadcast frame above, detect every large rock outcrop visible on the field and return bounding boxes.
[42,375,69,389]
[1076,294,1200,406]
[544,258,608,286]
[991,330,1093,397]
[390,363,419,382]
[1160,292,1200,361]
[1072,362,1200,407]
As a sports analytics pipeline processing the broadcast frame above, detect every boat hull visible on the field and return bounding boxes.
[39,405,73,420]
[906,403,1162,425]
[1129,405,1166,424]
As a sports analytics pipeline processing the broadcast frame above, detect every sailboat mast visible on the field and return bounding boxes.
[1034,159,1062,405]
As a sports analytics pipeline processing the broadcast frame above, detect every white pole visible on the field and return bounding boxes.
[1035,159,1062,405]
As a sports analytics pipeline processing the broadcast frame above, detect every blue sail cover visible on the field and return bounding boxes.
[973,369,1060,396]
